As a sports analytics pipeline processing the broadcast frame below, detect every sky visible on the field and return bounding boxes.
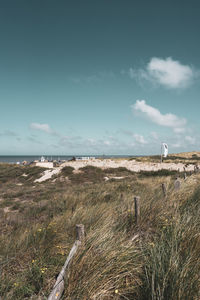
[0,0,200,155]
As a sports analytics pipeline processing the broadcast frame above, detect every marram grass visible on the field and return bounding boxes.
[0,164,199,299]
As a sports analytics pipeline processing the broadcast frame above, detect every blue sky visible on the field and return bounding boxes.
[0,0,200,155]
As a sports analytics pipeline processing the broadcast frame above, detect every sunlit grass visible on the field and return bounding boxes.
[0,163,199,299]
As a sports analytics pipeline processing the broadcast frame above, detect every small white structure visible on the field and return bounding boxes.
[163,143,168,158]
[76,157,95,161]
[36,162,54,168]
[40,156,45,162]
[161,143,168,163]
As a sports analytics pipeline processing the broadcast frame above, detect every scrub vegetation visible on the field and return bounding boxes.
[0,160,199,299]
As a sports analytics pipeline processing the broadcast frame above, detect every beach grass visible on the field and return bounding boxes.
[0,162,199,299]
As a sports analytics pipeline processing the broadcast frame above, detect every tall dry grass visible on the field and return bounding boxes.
[0,164,199,299]
[64,175,200,300]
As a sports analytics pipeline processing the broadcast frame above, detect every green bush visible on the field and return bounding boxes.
[70,165,104,183]
[139,169,177,177]
[61,166,74,176]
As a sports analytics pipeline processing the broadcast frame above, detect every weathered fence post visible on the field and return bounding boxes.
[48,224,85,300]
[134,196,140,225]
[76,224,85,242]
[174,178,181,191]
[184,172,187,180]
[161,183,167,197]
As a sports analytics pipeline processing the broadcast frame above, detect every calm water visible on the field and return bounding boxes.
[0,155,134,164]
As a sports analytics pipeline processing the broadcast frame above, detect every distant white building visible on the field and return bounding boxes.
[34,156,54,168]
[76,157,95,161]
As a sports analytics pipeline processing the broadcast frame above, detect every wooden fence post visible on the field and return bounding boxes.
[76,224,85,242]
[161,183,167,197]
[134,196,140,225]
[174,178,181,191]
[48,224,85,300]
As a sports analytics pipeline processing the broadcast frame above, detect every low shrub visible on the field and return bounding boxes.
[70,165,104,184]
[139,169,177,177]
[61,166,74,176]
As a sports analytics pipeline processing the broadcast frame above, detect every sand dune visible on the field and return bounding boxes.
[61,159,197,172]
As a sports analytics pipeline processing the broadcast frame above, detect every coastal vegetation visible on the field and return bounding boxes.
[0,160,200,299]
[129,151,200,164]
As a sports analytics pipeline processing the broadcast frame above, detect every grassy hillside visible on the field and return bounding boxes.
[0,163,199,299]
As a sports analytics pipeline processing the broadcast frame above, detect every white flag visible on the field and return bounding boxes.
[163,143,168,158]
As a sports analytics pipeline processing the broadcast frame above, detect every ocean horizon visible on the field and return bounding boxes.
[0,155,138,164]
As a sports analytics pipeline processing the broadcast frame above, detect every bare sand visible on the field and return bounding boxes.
[34,168,61,183]
[61,159,197,172]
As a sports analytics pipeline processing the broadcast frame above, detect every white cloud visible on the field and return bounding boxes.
[119,129,148,144]
[30,123,59,136]
[130,57,196,89]
[132,100,186,132]
[30,123,51,133]
[133,134,147,144]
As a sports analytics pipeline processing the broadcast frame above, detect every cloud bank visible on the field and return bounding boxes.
[130,57,196,89]
[132,100,187,132]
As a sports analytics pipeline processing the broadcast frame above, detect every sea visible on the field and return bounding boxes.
[0,155,134,164]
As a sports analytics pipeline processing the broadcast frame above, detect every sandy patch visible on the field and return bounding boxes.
[104,176,125,181]
[34,168,61,183]
[73,169,83,174]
